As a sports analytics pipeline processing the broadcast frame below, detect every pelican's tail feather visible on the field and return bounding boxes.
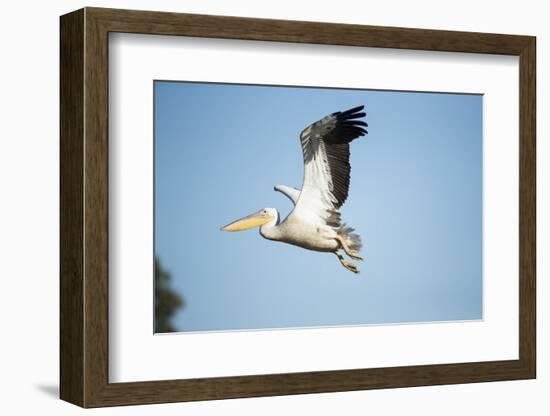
[337,224,362,252]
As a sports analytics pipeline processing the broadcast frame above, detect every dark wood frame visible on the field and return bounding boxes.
[60,7,536,408]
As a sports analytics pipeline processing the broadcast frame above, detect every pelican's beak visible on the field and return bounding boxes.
[221,210,273,232]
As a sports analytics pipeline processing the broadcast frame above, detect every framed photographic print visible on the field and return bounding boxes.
[60,7,536,408]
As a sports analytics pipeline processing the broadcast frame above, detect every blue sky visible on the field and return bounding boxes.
[154,81,483,333]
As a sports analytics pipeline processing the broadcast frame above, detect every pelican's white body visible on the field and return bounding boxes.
[259,208,340,252]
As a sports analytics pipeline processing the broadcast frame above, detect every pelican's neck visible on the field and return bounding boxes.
[259,211,280,241]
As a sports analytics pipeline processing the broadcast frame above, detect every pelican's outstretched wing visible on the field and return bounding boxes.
[274,185,301,206]
[290,105,367,226]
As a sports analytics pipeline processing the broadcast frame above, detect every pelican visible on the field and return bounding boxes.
[221,105,368,273]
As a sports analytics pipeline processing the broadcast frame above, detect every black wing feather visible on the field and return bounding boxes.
[299,105,367,208]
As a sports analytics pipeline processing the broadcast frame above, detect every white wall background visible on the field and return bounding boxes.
[0,0,545,414]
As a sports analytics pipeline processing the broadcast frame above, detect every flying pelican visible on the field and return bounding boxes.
[221,105,368,273]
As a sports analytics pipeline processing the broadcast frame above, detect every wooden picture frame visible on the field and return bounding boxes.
[60,7,536,408]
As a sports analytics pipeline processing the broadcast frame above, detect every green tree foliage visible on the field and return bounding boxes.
[154,257,184,333]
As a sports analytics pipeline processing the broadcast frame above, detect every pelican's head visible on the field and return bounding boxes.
[221,208,277,232]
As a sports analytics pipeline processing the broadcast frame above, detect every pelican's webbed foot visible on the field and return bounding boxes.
[348,252,363,261]
[334,250,359,274]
